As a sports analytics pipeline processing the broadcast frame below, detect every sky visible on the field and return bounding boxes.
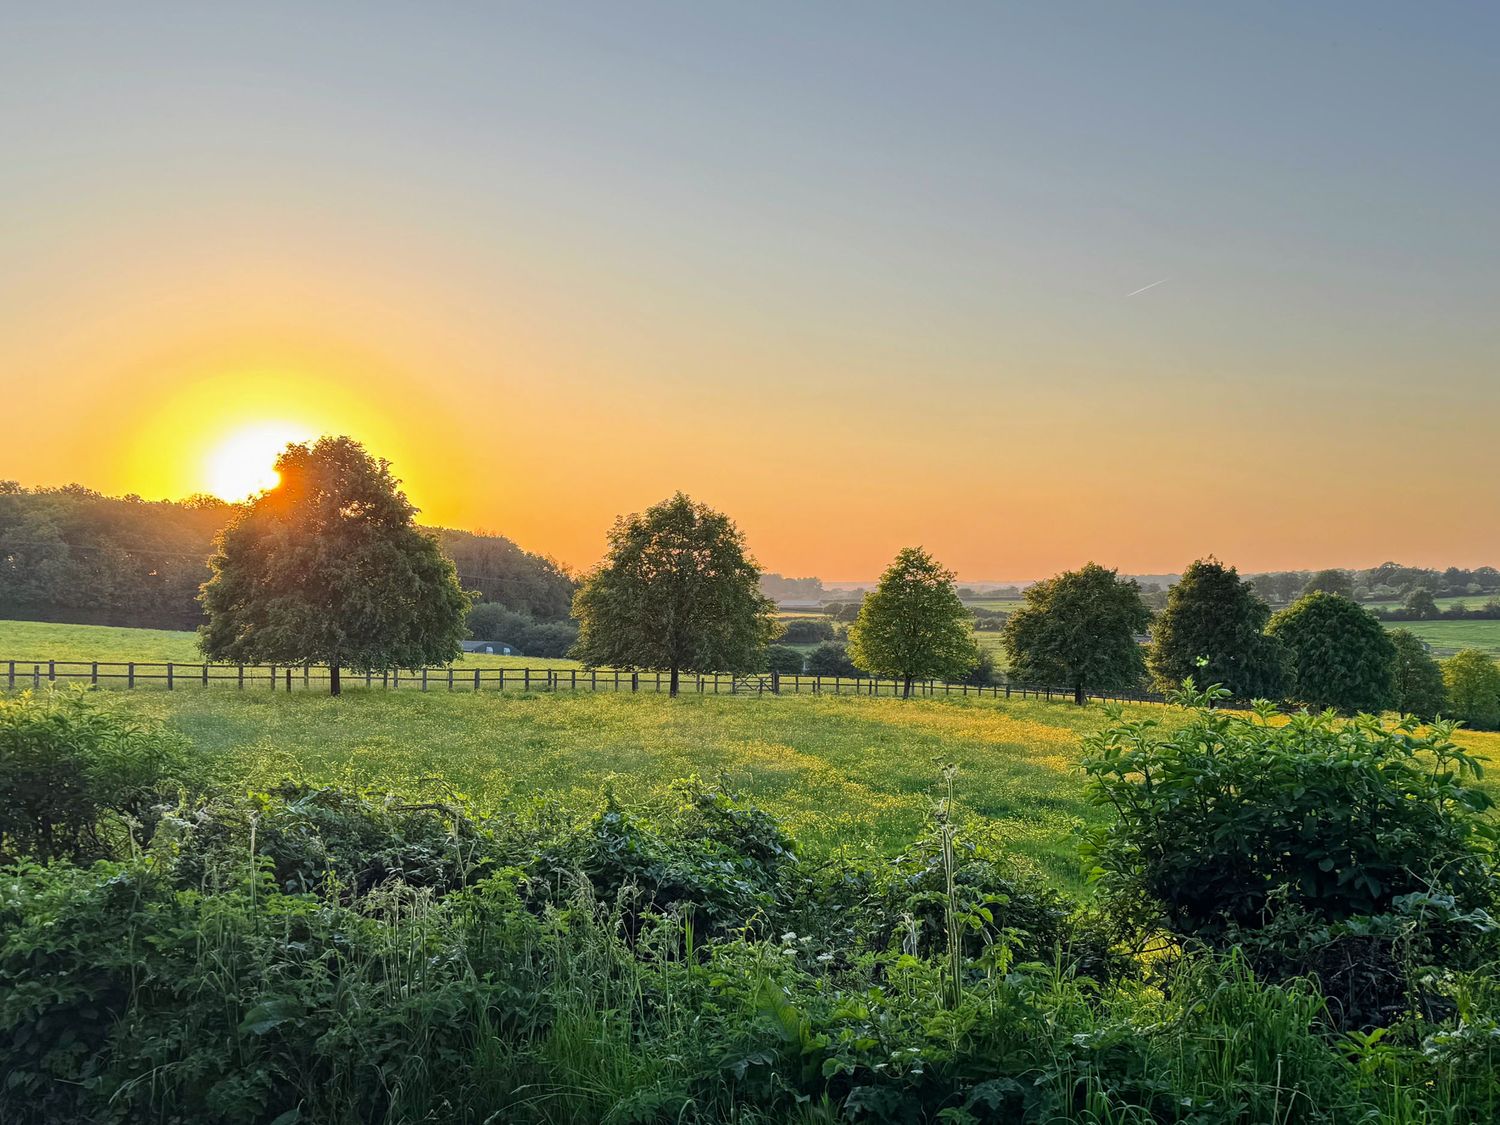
[2,2,1497,580]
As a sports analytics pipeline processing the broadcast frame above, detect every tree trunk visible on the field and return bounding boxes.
[330,661,341,697]
[1074,682,1085,706]
[903,675,913,699]
[669,665,680,697]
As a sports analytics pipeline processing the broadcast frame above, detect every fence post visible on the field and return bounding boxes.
[498,668,505,691]
[270,664,276,690]
[238,665,245,689]
[202,663,209,687]
[631,671,639,693]
[33,664,40,688]
[524,668,531,692]
[590,670,596,691]
[127,662,135,689]
[7,660,13,691]
[167,663,174,691]
[474,669,481,691]
[571,669,577,691]
[448,667,454,691]
[48,660,55,683]
[303,664,310,689]
[422,668,429,692]
[91,661,99,687]
[366,669,372,687]
[771,671,780,695]
[285,668,291,692]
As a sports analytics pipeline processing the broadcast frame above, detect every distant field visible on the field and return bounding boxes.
[1383,619,1500,658]
[1362,593,1497,612]
[0,619,583,671]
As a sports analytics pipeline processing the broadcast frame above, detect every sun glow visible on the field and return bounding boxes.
[205,423,313,501]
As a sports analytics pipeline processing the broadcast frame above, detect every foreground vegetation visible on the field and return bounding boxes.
[3,687,1498,1124]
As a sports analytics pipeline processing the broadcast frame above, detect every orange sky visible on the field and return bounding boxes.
[3,6,1498,581]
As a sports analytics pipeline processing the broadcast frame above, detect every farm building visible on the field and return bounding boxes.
[461,639,518,656]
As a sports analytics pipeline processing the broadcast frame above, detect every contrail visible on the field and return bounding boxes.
[1126,277,1169,297]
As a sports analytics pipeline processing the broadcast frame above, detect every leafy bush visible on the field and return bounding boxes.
[1443,648,1500,730]
[467,601,580,657]
[1083,688,1495,937]
[778,618,835,645]
[804,642,859,677]
[0,690,194,862]
[1083,685,1498,1024]
[764,644,805,674]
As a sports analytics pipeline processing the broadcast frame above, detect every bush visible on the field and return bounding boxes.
[777,618,834,645]
[764,645,805,674]
[1083,685,1498,1023]
[1266,593,1397,714]
[0,690,194,862]
[804,642,859,677]
[467,601,579,658]
[1443,649,1500,730]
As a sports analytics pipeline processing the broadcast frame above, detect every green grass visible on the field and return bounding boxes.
[1384,619,1500,657]
[8,618,1500,888]
[115,688,1131,883]
[0,619,583,670]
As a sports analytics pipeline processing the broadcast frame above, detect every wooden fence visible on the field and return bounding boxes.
[1,657,1170,706]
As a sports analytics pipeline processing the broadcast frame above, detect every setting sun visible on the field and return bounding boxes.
[205,423,312,501]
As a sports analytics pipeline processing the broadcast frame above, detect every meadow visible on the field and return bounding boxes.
[6,618,1500,888]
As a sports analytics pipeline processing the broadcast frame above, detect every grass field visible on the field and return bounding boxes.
[0,619,583,670]
[1383,619,1500,657]
[7,618,1500,889]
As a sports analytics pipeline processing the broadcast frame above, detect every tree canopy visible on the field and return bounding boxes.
[1265,593,1396,714]
[1441,649,1500,730]
[1302,568,1355,598]
[198,437,470,694]
[1146,558,1283,698]
[1388,629,1446,720]
[569,493,777,695]
[1002,563,1151,704]
[846,547,978,697]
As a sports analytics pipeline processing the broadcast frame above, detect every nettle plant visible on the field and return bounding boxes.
[1081,682,1498,941]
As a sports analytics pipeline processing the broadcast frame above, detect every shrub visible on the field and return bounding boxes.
[778,618,834,645]
[1083,687,1496,936]
[804,642,859,677]
[764,645,805,674]
[467,601,579,657]
[1443,649,1500,730]
[1266,592,1397,714]
[0,690,194,862]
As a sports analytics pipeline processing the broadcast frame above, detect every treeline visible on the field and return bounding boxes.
[0,482,577,647]
[1243,562,1500,606]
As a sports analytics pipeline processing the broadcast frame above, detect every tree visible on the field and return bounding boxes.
[198,437,470,695]
[847,547,979,697]
[805,642,859,677]
[1302,568,1354,598]
[1002,563,1151,705]
[1388,630,1446,720]
[1264,593,1396,714]
[570,493,777,696]
[765,645,805,674]
[1146,558,1284,698]
[1402,588,1439,619]
[1441,649,1500,730]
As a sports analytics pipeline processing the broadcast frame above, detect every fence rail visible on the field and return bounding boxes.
[0,657,1171,707]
